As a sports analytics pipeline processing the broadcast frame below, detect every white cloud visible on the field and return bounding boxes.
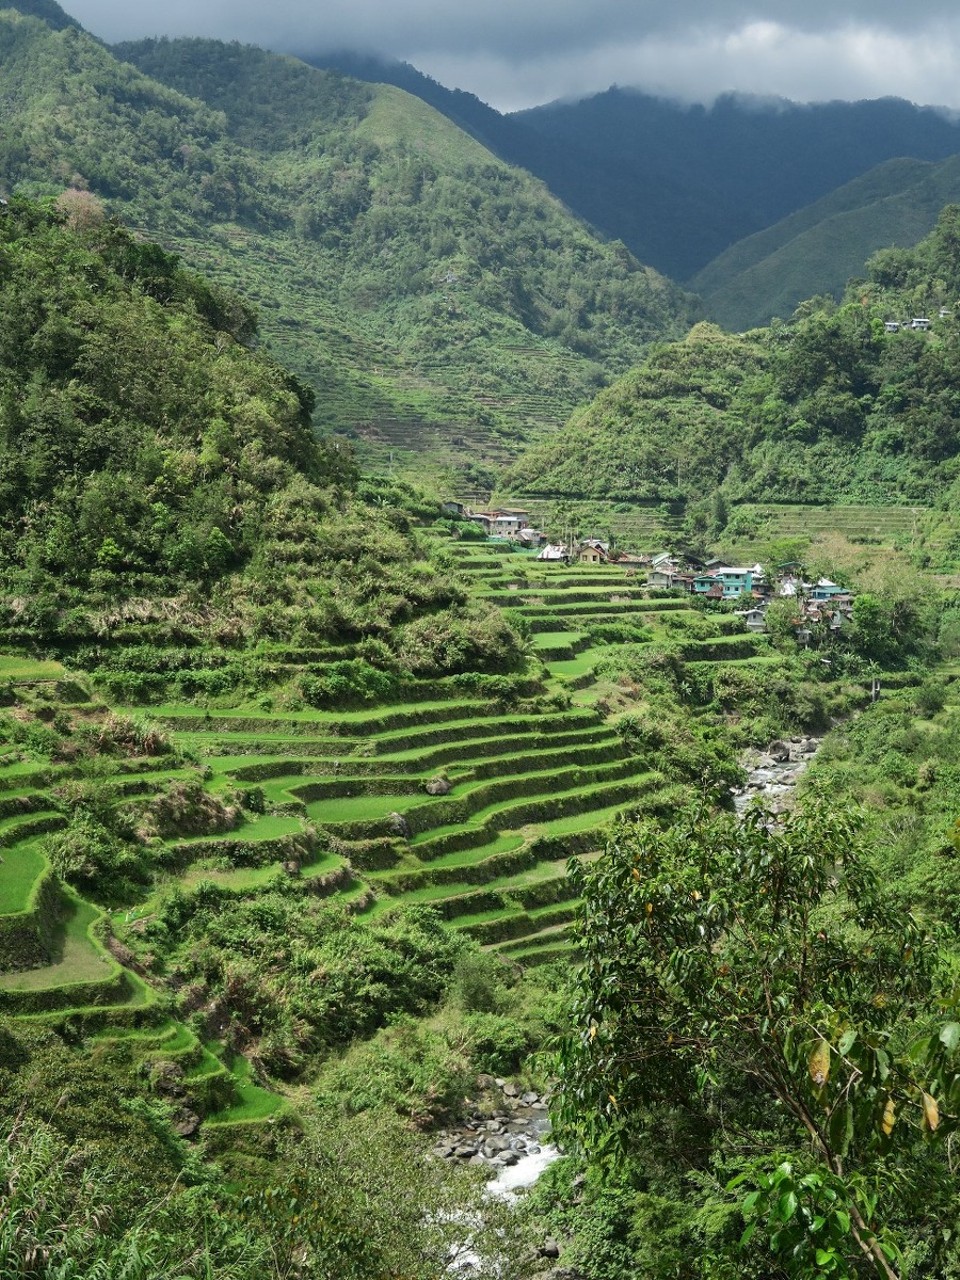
[63,0,960,111]
[410,21,960,110]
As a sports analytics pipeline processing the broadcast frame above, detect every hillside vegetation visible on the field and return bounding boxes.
[310,58,960,285]
[0,5,693,478]
[0,199,531,692]
[693,154,960,331]
[4,190,960,1277]
[504,207,960,524]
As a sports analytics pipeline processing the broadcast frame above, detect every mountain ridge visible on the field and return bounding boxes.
[503,207,960,512]
[0,10,695,479]
[306,52,960,282]
[692,154,960,330]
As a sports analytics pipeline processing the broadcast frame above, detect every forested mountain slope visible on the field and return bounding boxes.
[310,55,960,286]
[503,206,960,510]
[0,198,528,688]
[0,7,693,477]
[693,154,960,330]
[514,90,960,281]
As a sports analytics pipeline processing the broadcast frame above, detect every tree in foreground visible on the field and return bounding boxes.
[556,797,960,1278]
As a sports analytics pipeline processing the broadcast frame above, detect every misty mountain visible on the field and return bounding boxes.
[0,4,694,479]
[516,89,960,279]
[309,54,960,284]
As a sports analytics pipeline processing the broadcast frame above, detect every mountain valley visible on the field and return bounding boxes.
[5,2,960,1276]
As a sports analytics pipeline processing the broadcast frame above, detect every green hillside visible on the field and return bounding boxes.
[0,9,693,480]
[503,206,960,524]
[693,154,960,330]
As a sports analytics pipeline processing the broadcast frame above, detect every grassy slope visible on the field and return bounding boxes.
[692,155,960,330]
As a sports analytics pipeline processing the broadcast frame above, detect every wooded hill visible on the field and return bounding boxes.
[307,54,960,287]
[502,207,960,514]
[692,154,960,331]
[0,3,694,478]
[0,197,528,693]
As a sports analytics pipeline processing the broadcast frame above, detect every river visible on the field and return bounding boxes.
[731,734,822,813]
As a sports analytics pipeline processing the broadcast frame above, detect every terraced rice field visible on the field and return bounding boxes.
[724,502,928,550]
[488,497,682,549]
[113,540,768,964]
[0,682,282,1128]
[0,533,779,1125]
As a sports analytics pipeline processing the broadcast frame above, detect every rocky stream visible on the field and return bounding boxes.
[731,734,823,812]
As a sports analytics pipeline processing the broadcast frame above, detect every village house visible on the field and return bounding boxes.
[693,567,754,599]
[741,606,768,633]
[517,526,542,548]
[441,500,467,518]
[537,543,568,561]
[649,564,684,589]
[489,513,525,537]
[579,539,610,564]
[810,578,848,603]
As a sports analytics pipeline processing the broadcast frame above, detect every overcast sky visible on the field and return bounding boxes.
[65,0,960,112]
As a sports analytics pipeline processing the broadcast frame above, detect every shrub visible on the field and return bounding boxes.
[299,661,402,707]
[320,1018,472,1124]
[450,950,513,1014]
[461,1011,533,1075]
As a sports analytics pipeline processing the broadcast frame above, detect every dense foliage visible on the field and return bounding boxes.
[0,1038,524,1279]
[0,7,694,471]
[0,199,525,683]
[548,797,960,1279]
[506,207,960,510]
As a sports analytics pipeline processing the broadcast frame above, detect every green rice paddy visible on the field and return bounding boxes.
[0,530,796,1129]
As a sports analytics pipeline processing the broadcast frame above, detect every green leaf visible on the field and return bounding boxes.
[837,1028,857,1055]
[777,1190,798,1222]
[816,1248,835,1265]
[828,1101,854,1157]
[940,1022,960,1053]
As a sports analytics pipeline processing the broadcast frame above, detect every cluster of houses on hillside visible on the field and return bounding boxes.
[883,308,951,333]
[441,502,855,642]
[442,502,544,547]
[647,552,855,640]
[441,502,649,565]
